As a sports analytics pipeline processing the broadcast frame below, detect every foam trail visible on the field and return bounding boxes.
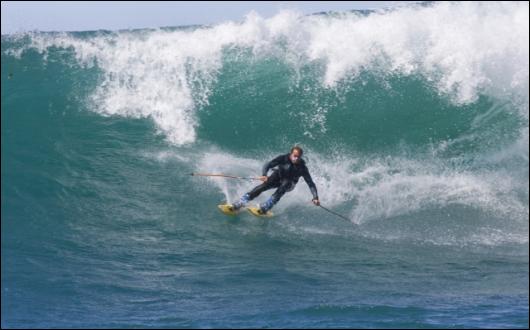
[186,148,528,245]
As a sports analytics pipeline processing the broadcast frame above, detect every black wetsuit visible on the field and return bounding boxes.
[247,154,318,206]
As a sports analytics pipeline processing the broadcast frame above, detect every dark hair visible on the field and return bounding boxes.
[290,146,303,155]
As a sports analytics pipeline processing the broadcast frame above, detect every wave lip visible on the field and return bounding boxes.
[4,1,527,145]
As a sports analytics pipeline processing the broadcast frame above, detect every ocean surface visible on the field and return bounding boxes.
[2,2,529,328]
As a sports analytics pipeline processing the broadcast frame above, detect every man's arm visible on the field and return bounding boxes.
[302,167,319,200]
[262,154,285,176]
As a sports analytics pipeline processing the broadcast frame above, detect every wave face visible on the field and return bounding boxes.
[2,2,528,328]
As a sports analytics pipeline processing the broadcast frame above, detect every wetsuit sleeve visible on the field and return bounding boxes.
[302,167,318,199]
[262,154,285,176]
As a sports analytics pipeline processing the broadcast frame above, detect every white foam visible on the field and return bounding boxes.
[11,2,527,145]
[188,148,528,245]
[351,168,527,224]
[195,149,263,204]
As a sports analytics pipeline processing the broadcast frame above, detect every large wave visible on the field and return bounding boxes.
[5,2,528,143]
[3,1,528,246]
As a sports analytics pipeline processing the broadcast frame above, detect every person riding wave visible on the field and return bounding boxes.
[230,146,320,214]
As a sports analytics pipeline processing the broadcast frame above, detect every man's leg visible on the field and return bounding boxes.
[259,180,295,213]
[232,176,279,210]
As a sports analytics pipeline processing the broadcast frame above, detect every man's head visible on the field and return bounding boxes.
[289,146,303,164]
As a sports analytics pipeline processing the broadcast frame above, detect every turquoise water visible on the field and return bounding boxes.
[2,2,529,328]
